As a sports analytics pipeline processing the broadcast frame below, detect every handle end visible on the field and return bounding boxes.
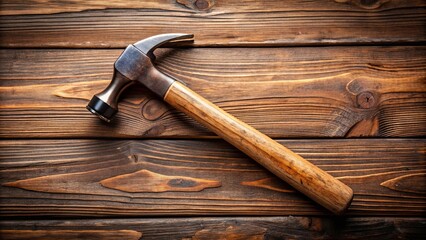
[87,95,117,122]
[335,188,354,215]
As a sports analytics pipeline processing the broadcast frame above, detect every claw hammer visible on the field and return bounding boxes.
[87,33,353,214]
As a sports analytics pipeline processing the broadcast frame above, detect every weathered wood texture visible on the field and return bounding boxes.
[0,139,424,217]
[0,0,425,47]
[165,81,354,214]
[1,0,424,238]
[1,217,425,240]
[0,230,142,240]
[1,46,425,138]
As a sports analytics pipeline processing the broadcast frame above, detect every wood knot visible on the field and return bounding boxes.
[141,99,169,121]
[177,0,215,11]
[168,178,197,188]
[100,170,221,193]
[334,0,389,10]
[360,0,379,6]
[380,173,426,194]
[356,91,376,109]
[195,0,212,10]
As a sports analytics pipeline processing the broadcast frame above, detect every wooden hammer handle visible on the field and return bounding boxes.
[164,81,353,214]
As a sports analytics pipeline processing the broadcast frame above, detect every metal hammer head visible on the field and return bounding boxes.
[87,33,194,122]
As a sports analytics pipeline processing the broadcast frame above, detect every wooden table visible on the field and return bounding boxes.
[1,0,425,239]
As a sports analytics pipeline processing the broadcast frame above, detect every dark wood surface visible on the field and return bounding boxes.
[1,139,425,217]
[0,0,425,47]
[1,217,425,240]
[0,0,425,239]
[164,82,354,214]
[1,46,425,138]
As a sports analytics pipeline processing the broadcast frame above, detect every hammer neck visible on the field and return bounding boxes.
[137,64,176,98]
[114,44,176,98]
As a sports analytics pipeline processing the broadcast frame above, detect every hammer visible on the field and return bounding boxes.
[87,33,353,214]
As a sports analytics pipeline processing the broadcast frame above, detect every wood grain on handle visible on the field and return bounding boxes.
[164,81,354,214]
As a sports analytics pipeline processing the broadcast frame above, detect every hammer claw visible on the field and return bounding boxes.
[134,33,194,59]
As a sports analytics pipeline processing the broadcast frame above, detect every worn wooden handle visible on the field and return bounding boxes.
[164,81,353,214]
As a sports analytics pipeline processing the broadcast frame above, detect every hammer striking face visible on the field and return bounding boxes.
[87,33,354,215]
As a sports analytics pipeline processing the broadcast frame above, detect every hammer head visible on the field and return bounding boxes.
[87,33,194,122]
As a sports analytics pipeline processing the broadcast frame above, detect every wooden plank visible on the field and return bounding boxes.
[0,0,425,47]
[0,230,142,240]
[1,46,425,138]
[0,139,424,217]
[1,217,425,240]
